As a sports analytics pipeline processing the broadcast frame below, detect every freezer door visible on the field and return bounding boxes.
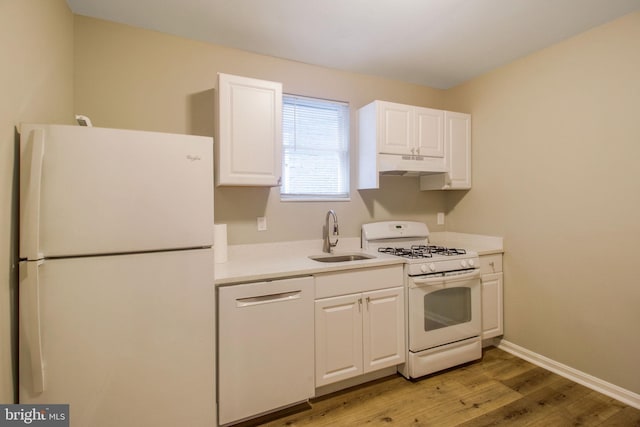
[20,124,214,259]
[19,249,215,427]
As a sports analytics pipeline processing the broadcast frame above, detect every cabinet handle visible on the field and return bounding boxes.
[358,298,362,311]
[235,290,301,307]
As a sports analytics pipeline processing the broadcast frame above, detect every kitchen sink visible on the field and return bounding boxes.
[309,253,376,263]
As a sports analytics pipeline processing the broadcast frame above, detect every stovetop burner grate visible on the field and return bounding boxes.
[378,245,467,259]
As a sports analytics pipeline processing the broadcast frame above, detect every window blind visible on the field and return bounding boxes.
[281,95,350,200]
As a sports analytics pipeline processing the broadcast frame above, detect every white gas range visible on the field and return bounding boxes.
[362,221,482,378]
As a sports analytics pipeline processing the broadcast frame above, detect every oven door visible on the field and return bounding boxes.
[408,269,481,352]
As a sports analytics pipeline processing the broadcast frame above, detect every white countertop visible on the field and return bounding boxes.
[214,233,504,285]
[214,238,404,285]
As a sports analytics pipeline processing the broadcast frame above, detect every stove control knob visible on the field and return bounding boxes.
[429,263,436,272]
[468,259,475,267]
[461,260,468,268]
[420,264,428,273]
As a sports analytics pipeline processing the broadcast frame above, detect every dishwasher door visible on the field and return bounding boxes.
[218,276,314,425]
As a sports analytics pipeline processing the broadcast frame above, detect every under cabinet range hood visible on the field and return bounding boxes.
[377,153,448,176]
[358,152,448,189]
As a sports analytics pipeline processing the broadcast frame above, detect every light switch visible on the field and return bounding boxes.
[437,212,445,225]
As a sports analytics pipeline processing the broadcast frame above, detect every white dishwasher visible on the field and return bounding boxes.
[218,276,314,425]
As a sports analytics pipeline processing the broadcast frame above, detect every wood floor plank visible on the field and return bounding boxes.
[500,366,564,395]
[599,406,640,426]
[523,379,593,410]
[255,347,639,427]
[564,390,630,426]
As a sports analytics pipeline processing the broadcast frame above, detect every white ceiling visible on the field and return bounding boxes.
[66,0,640,89]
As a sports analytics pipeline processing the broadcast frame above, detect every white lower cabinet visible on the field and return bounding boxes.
[315,293,363,385]
[314,265,405,387]
[362,287,406,372]
[480,254,504,340]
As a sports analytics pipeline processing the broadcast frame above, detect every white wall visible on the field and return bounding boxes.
[445,11,640,394]
[0,0,74,403]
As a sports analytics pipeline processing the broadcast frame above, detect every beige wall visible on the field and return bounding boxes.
[73,16,448,245]
[0,0,74,403]
[445,12,640,394]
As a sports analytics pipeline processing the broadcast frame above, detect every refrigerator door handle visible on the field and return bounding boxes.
[21,128,45,260]
[23,261,45,393]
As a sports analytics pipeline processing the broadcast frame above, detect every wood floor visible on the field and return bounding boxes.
[255,347,640,426]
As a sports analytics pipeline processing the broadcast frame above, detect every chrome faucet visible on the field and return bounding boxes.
[323,210,339,253]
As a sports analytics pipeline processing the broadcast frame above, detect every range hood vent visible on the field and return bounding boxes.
[377,153,448,176]
[380,170,421,177]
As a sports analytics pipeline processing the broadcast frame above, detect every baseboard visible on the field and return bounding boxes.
[498,340,640,410]
[314,367,397,398]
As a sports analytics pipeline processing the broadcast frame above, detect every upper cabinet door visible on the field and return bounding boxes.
[377,102,444,158]
[216,73,282,186]
[420,111,471,190]
[414,107,444,158]
[445,111,471,189]
[378,101,413,155]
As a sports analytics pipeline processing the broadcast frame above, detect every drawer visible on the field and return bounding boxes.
[480,254,502,274]
[315,265,404,299]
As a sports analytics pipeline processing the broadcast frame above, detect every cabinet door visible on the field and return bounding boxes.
[362,287,405,373]
[378,101,413,155]
[414,107,444,158]
[445,111,471,189]
[482,272,503,339]
[315,294,363,387]
[216,73,282,186]
[419,111,471,190]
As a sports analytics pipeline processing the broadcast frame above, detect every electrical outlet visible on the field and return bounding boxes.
[257,216,267,231]
[437,212,445,225]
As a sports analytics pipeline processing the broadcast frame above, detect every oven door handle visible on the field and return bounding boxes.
[411,269,481,286]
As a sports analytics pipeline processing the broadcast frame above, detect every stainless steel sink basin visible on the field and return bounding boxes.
[309,253,375,263]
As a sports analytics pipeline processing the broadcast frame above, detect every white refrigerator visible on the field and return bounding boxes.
[18,124,216,426]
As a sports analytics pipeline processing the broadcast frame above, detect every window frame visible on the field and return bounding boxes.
[280,94,351,202]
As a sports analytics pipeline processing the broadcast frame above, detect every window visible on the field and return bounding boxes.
[281,94,350,201]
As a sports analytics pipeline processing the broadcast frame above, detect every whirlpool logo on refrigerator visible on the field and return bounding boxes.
[0,405,68,426]
[186,155,202,161]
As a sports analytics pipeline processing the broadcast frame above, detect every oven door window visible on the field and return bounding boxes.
[424,287,472,331]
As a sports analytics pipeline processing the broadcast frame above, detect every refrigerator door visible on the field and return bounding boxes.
[19,124,214,260]
[19,249,216,427]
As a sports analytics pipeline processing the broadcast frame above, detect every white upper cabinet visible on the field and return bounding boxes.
[378,102,411,155]
[358,100,454,190]
[377,101,444,157]
[373,101,445,158]
[215,73,282,186]
[414,107,445,157]
[420,111,471,190]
